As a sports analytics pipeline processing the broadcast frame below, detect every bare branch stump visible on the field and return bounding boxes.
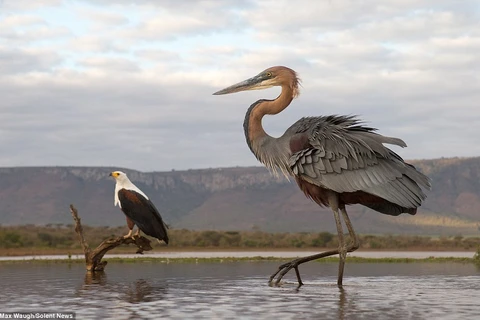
[70,204,153,272]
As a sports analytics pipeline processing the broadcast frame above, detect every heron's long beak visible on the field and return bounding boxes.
[213,74,271,95]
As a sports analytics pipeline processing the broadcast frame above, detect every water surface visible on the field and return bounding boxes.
[0,250,474,261]
[1,261,479,319]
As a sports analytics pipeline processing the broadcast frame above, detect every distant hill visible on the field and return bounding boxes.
[0,157,479,235]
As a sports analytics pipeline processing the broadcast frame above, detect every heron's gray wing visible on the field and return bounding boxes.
[288,116,431,208]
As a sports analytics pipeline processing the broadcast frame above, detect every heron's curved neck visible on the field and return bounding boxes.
[245,84,294,145]
[243,84,294,175]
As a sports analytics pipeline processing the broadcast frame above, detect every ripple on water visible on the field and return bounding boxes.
[1,262,479,319]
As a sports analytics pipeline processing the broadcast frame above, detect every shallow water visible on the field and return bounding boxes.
[0,250,474,261]
[1,261,479,319]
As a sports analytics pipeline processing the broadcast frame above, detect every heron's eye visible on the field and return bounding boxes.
[266,72,272,77]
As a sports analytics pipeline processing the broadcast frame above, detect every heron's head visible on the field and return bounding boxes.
[109,171,129,183]
[213,66,300,98]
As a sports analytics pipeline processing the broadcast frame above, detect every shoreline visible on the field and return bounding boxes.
[0,250,475,262]
[0,246,475,256]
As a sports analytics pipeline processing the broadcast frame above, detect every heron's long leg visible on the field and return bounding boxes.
[269,194,361,287]
[269,248,342,286]
[268,218,353,287]
[269,193,350,287]
[340,206,360,252]
[326,193,348,286]
[333,206,346,286]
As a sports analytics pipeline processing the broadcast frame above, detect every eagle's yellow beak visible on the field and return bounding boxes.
[110,171,120,178]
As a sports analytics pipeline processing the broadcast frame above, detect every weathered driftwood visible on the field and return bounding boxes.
[69,204,152,272]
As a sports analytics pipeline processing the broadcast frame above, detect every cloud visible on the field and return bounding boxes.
[0,15,70,44]
[0,47,62,74]
[77,57,140,72]
[78,10,129,28]
[0,0,62,11]
[0,14,46,28]
[0,0,479,171]
[133,49,181,63]
[65,35,126,53]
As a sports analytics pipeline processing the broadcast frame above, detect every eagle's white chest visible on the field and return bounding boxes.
[114,184,122,208]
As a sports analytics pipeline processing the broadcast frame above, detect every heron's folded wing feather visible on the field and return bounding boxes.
[288,116,430,208]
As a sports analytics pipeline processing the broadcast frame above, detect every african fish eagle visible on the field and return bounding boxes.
[109,171,169,244]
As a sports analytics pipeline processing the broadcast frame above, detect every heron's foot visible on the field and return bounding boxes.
[268,249,342,287]
[269,259,304,287]
[341,240,359,257]
[347,240,360,253]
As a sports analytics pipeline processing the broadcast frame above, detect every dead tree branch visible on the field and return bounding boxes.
[69,204,153,272]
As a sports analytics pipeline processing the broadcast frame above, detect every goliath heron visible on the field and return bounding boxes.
[110,171,169,244]
[213,66,430,286]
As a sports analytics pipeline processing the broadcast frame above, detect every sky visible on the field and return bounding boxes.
[0,0,479,172]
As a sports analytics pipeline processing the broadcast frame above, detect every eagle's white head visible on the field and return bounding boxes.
[109,170,131,185]
[109,170,149,207]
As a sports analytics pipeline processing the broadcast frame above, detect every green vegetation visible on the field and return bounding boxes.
[0,225,478,256]
[474,246,480,264]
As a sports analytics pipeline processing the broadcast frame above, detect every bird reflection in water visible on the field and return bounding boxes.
[78,272,168,304]
[84,271,107,286]
[288,282,353,319]
[337,287,347,320]
[122,279,168,304]
[74,272,107,299]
